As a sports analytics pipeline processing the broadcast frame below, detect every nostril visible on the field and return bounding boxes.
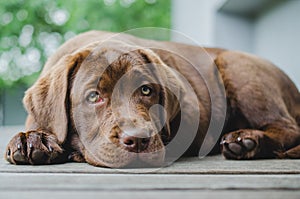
[120,135,150,153]
[123,137,135,146]
[141,138,150,145]
[121,136,139,153]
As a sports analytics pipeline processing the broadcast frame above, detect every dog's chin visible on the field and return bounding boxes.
[84,147,166,168]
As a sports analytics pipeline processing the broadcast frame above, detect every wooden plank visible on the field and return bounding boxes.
[1,126,300,174]
[1,126,300,198]
[1,157,300,174]
[1,190,300,199]
[0,173,300,191]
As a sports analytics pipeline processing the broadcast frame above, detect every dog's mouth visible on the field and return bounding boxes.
[82,130,166,168]
[84,147,166,169]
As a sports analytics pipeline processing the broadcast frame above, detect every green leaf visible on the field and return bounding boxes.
[0,0,171,89]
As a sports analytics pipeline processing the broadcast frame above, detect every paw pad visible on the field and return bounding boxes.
[220,130,261,159]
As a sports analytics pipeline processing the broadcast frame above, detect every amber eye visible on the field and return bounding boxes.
[87,91,103,104]
[141,85,152,96]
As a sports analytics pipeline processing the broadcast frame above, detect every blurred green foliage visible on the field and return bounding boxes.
[0,0,171,88]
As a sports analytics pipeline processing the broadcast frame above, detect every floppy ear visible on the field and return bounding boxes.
[23,48,92,144]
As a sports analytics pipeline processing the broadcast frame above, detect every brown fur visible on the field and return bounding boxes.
[4,30,300,167]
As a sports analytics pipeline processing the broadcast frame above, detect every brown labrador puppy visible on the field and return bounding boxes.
[5,31,300,168]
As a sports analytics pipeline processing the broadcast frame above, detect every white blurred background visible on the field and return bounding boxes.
[172,0,300,89]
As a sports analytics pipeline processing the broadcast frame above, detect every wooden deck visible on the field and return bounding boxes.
[1,126,300,199]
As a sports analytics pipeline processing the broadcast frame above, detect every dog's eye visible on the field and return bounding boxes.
[141,85,152,96]
[87,91,103,104]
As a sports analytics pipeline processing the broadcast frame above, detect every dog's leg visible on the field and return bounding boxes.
[221,123,300,159]
[276,144,300,159]
[215,51,300,159]
[220,84,300,159]
[5,116,67,165]
[5,130,65,165]
[220,86,300,159]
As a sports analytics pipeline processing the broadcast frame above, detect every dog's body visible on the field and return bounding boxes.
[5,31,300,167]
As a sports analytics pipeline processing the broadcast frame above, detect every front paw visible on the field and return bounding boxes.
[5,130,63,165]
[220,129,264,160]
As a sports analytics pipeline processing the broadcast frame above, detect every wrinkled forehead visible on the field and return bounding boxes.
[73,43,160,93]
[80,42,137,74]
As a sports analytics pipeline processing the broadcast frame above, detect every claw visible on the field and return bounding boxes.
[220,140,226,145]
[48,146,53,152]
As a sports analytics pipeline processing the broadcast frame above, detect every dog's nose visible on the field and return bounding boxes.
[120,132,151,153]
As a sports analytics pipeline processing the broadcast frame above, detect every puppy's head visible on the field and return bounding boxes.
[71,41,188,168]
[24,41,196,168]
